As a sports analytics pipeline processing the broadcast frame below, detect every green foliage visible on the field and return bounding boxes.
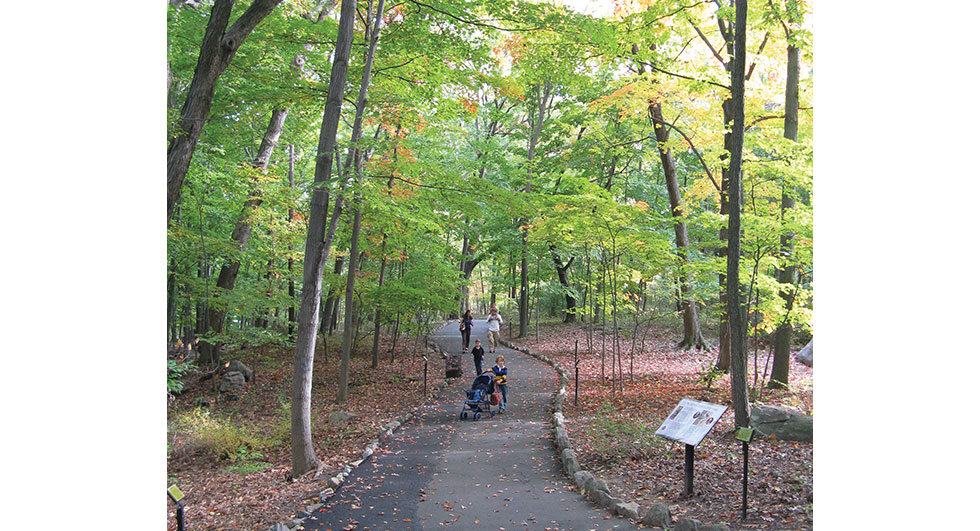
[167,359,196,395]
[167,0,813,390]
[697,363,726,390]
[585,402,665,463]
[170,408,279,462]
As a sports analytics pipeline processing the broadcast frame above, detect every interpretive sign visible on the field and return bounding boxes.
[656,398,728,446]
[656,398,729,494]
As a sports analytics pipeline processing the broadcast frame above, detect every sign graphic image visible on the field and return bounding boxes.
[655,398,728,446]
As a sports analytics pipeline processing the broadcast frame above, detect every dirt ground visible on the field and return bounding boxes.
[167,320,812,530]
[508,320,813,530]
[167,334,442,531]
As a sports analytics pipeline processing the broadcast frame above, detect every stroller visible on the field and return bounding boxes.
[459,373,498,420]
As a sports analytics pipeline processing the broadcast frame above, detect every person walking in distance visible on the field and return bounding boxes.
[486,306,503,353]
[459,309,474,353]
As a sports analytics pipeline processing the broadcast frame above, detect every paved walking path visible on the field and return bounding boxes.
[300,319,638,530]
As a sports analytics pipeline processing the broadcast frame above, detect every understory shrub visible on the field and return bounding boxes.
[170,407,277,461]
[584,402,665,463]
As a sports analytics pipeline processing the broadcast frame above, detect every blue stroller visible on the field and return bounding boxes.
[459,373,498,420]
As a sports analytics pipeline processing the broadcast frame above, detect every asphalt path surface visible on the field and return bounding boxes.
[300,318,638,531]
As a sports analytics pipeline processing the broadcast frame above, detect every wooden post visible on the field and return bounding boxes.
[574,339,579,407]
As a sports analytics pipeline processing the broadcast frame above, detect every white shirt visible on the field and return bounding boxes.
[487,313,503,332]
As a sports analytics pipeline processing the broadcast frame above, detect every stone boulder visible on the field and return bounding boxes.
[445,353,462,378]
[750,405,813,442]
[674,518,702,531]
[641,503,673,528]
[225,360,253,382]
[329,411,358,424]
[795,339,813,367]
[614,501,639,520]
[219,371,246,397]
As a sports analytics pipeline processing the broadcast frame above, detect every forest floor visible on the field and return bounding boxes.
[167,319,812,531]
[166,333,442,531]
[507,319,813,530]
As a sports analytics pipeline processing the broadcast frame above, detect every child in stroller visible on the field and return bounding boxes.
[459,372,500,420]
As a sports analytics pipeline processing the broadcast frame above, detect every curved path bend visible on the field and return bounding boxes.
[301,319,638,531]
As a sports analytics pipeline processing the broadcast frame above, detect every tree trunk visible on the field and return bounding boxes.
[290,0,357,479]
[338,207,362,403]
[370,235,388,369]
[770,3,801,389]
[727,0,751,428]
[198,108,288,365]
[549,245,576,323]
[715,98,734,372]
[519,82,551,338]
[167,0,284,222]
[323,256,345,335]
[648,100,707,351]
[288,144,296,336]
[337,0,386,404]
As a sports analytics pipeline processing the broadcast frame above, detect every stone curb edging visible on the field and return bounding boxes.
[499,338,731,531]
[266,339,458,531]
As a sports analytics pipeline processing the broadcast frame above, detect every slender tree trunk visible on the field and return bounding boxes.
[167,0,284,221]
[371,236,388,369]
[727,0,751,428]
[648,100,707,351]
[770,5,801,389]
[715,100,734,371]
[519,81,552,338]
[338,207,362,403]
[288,144,296,336]
[549,245,576,323]
[337,0,386,403]
[323,256,344,336]
[290,0,357,478]
[198,108,288,365]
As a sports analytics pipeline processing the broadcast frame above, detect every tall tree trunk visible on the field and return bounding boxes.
[370,237,388,369]
[727,0,751,428]
[337,0,386,404]
[648,100,707,351]
[290,0,357,479]
[770,1,801,389]
[167,0,284,221]
[519,81,552,338]
[338,208,363,403]
[198,108,288,365]
[323,256,345,336]
[288,144,296,336]
[548,245,576,323]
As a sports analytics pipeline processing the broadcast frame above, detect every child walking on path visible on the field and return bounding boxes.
[492,356,508,412]
[471,339,485,376]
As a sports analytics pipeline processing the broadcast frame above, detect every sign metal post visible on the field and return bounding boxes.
[735,426,755,520]
[168,485,185,531]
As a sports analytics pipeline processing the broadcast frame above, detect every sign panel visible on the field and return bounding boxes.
[168,485,184,502]
[655,398,728,446]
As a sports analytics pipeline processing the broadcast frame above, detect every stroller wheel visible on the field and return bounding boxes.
[474,413,481,420]
[460,411,466,420]
[490,410,496,417]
